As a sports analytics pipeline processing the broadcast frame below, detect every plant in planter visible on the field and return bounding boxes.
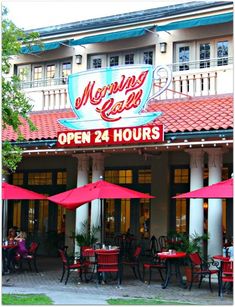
[73,220,100,248]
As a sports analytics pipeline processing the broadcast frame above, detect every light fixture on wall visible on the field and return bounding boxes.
[75,54,82,64]
[160,42,167,53]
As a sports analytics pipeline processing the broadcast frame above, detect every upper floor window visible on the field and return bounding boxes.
[17,58,72,89]
[217,41,228,66]
[88,47,154,69]
[174,37,232,71]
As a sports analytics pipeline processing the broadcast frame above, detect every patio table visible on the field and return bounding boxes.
[157,251,187,289]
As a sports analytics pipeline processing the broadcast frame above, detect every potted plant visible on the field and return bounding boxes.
[72,220,100,249]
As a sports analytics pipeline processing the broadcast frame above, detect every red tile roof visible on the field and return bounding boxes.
[2,95,233,142]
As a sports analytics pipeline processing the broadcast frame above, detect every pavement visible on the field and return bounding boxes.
[1,256,233,305]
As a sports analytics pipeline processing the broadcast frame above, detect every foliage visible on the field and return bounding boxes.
[73,220,100,247]
[2,293,53,305]
[167,231,209,256]
[2,6,40,173]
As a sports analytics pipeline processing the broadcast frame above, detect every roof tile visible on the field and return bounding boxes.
[2,95,233,142]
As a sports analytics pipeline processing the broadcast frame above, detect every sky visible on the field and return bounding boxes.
[3,0,194,30]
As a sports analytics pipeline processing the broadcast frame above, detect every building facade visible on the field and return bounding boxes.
[3,1,233,257]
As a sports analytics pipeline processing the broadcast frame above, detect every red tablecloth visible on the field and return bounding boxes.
[158,251,186,259]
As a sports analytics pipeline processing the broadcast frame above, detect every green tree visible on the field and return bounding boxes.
[2,7,39,173]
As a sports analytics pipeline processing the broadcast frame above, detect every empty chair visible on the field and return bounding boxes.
[188,253,219,291]
[218,259,233,297]
[143,254,166,285]
[144,235,159,258]
[158,236,168,252]
[58,249,85,285]
[80,246,96,282]
[122,246,142,281]
[96,249,121,286]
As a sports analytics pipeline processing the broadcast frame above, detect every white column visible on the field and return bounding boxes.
[185,149,204,237]
[90,153,104,242]
[205,148,223,257]
[73,154,89,254]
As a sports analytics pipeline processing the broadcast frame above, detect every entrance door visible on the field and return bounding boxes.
[103,168,151,243]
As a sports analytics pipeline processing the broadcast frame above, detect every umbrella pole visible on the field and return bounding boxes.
[101,198,104,245]
[2,200,8,240]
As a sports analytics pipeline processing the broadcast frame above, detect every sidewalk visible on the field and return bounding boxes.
[2,256,233,305]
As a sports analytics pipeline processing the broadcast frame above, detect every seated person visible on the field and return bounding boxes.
[7,228,16,245]
[15,231,28,258]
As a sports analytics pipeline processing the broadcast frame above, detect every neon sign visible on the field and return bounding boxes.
[58,64,171,130]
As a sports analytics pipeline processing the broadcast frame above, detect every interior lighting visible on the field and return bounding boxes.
[184,139,188,143]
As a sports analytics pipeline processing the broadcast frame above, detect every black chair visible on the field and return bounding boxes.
[145,235,159,258]
[158,236,168,252]
[122,246,142,281]
[188,253,219,291]
[58,249,85,285]
[143,254,166,285]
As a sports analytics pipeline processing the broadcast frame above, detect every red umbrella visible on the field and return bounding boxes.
[2,182,47,200]
[48,179,154,209]
[173,178,233,199]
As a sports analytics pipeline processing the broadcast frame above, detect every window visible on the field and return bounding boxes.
[104,200,115,237]
[61,62,72,83]
[105,169,133,184]
[200,43,210,68]
[110,56,119,66]
[124,53,134,65]
[46,64,56,85]
[57,171,67,185]
[139,199,150,238]
[174,169,189,184]
[13,201,21,229]
[176,198,187,233]
[143,51,153,64]
[120,199,130,233]
[28,172,52,185]
[33,66,43,86]
[217,41,228,66]
[12,173,24,185]
[17,58,72,88]
[138,169,152,183]
[88,47,154,69]
[179,46,190,71]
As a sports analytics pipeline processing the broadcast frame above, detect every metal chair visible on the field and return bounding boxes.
[16,242,40,273]
[122,246,142,281]
[218,259,233,297]
[58,249,85,285]
[143,254,166,285]
[188,253,219,292]
[96,249,121,286]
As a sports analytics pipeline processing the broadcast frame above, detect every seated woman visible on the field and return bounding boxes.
[7,228,16,244]
[15,231,28,259]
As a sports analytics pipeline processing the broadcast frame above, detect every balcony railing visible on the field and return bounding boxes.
[19,57,233,111]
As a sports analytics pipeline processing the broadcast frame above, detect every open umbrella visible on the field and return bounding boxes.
[173,178,233,199]
[48,179,154,209]
[2,182,47,200]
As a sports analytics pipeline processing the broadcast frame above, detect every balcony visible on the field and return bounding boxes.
[21,57,233,112]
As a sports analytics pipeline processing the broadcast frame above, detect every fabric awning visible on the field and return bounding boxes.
[157,12,233,32]
[69,26,152,46]
[21,41,67,54]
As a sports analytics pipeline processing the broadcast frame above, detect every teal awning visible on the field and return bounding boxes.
[157,12,233,31]
[21,41,67,54]
[70,26,152,46]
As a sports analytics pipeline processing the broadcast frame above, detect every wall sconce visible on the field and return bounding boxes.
[75,54,82,64]
[160,42,167,53]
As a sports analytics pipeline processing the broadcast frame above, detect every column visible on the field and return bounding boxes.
[205,148,223,257]
[90,153,104,242]
[2,174,9,239]
[185,149,204,237]
[73,154,89,254]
